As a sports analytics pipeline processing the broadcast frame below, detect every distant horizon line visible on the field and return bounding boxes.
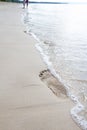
[27,1,69,4]
[27,1,87,4]
[18,0,87,4]
[18,0,68,4]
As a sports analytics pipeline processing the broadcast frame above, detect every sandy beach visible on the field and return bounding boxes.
[0,2,81,130]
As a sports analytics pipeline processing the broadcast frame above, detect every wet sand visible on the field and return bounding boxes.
[0,2,81,130]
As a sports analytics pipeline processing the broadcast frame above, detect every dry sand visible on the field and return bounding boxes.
[0,2,81,130]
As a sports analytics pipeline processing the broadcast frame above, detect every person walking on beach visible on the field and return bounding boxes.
[23,0,28,8]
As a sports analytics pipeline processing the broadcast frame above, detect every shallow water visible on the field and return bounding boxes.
[22,3,87,129]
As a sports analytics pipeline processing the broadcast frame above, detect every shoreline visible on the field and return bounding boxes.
[0,2,81,130]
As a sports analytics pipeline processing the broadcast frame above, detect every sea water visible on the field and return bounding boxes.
[22,3,87,130]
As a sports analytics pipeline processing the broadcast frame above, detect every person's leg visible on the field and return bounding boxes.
[26,0,28,7]
[23,0,25,8]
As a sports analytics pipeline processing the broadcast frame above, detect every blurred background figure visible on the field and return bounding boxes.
[23,0,28,8]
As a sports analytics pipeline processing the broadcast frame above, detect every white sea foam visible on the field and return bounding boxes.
[35,41,87,130]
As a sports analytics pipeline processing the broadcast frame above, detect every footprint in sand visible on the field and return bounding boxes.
[39,69,68,98]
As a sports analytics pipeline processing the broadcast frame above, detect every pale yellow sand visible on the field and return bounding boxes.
[0,2,81,130]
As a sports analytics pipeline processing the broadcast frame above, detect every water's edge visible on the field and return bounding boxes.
[21,10,87,130]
